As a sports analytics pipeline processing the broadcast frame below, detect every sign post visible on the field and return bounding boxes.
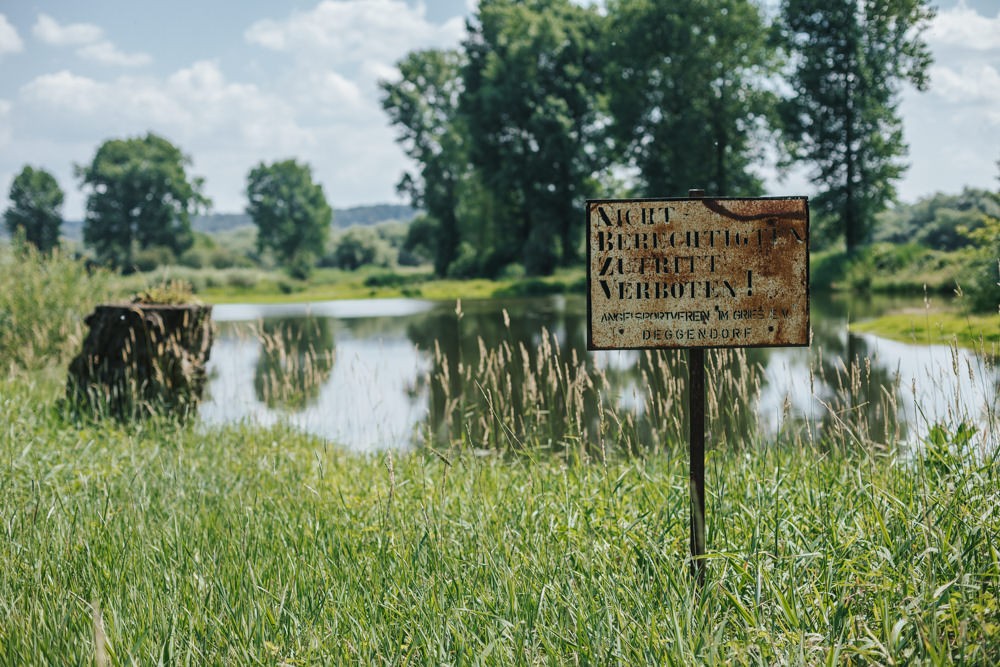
[586,192,809,582]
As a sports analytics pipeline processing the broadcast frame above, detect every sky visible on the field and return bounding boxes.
[0,0,997,220]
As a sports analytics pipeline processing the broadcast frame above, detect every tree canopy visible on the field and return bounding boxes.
[778,0,934,253]
[380,0,937,274]
[4,165,64,254]
[246,159,332,278]
[604,0,776,197]
[76,133,207,270]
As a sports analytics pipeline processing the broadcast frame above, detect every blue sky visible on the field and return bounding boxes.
[0,0,997,219]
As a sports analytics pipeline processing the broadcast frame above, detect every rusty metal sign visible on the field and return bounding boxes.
[587,196,809,350]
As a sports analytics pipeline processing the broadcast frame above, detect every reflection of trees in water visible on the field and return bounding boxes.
[406,298,771,454]
[809,295,905,447]
[253,316,335,409]
[403,294,918,454]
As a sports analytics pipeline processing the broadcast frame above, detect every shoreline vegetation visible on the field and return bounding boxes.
[2,237,999,662]
[108,261,999,351]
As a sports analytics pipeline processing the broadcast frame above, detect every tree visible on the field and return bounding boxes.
[76,133,207,270]
[4,165,64,254]
[778,0,934,253]
[461,0,605,275]
[380,49,468,276]
[246,159,332,278]
[604,0,776,197]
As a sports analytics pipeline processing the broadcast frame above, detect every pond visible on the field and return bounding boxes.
[200,294,999,454]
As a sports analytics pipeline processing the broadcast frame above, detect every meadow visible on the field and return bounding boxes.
[1,245,998,664]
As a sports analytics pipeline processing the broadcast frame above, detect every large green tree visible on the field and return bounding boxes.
[246,159,332,278]
[778,0,934,253]
[380,49,468,276]
[76,133,207,270]
[604,0,776,198]
[461,0,605,275]
[4,165,64,254]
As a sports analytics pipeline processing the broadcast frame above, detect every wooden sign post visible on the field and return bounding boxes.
[586,191,809,583]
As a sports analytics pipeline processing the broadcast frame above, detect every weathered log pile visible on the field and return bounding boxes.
[66,303,213,419]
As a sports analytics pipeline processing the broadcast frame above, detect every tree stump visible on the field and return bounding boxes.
[66,304,213,419]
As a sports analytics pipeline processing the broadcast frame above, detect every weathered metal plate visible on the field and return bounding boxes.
[587,197,809,350]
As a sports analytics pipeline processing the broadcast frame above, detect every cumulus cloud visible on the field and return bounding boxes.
[0,14,23,56]
[33,13,150,67]
[0,99,11,148]
[77,41,152,67]
[930,63,1000,106]
[21,70,107,114]
[927,2,1000,51]
[33,13,102,46]
[245,0,465,66]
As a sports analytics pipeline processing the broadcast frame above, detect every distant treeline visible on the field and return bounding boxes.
[50,204,418,241]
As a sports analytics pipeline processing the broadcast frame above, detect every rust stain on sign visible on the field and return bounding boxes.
[587,197,809,350]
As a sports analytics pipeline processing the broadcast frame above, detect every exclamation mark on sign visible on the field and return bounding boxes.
[746,270,753,297]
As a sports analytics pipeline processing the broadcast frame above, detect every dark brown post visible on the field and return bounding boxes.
[687,188,706,585]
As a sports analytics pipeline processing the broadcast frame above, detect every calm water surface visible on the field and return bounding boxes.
[200,295,998,453]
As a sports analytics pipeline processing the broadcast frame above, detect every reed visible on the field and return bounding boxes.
[1,373,998,663]
[0,242,111,374]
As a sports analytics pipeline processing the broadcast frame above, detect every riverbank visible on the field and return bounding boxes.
[2,372,998,663]
[111,262,998,352]
[850,307,1000,351]
[110,265,586,304]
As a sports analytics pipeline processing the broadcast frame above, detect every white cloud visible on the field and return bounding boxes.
[77,41,152,67]
[930,63,1000,105]
[33,13,102,46]
[21,70,107,114]
[245,0,465,66]
[0,99,11,148]
[927,2,1000,51]
[33,13,150,67]
[0,14,23,56]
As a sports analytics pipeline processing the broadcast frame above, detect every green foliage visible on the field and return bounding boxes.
[325,226,394,271]
[778,0,934,253]
[604,0,775,197]
[76,133,208,271]
[1,376,998,662]
[0,242,110,372]
[131,245,176,273]
[3,165,64,254]
[963,213,1000,313]
[461,0,605,275]
[875,188,1000,250]
[245,159,332,279]
[131,278,198,305]
[380,49,468,276]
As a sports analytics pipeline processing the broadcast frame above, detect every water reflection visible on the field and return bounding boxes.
[200,295,998,454]
[254,317,335,409]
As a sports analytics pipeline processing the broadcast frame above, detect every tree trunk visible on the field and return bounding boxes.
[66,304,213,420]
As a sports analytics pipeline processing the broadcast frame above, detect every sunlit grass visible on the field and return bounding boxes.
[851,308,1000,351]
[2,373,998,663]
[3,245,999,663]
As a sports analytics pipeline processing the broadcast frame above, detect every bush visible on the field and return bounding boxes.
[132,245,177,273]
[325,227,394,271]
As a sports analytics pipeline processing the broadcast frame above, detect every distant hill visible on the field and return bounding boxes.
[45,203,419,242]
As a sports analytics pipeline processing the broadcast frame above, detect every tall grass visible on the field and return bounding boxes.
[1,374,998,663]
[2,248,998,662]
[0,242,111,374]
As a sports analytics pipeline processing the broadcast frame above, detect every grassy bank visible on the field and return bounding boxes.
[107,264,586,305]
[1,374,998,663]
[850,307,1000,351]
